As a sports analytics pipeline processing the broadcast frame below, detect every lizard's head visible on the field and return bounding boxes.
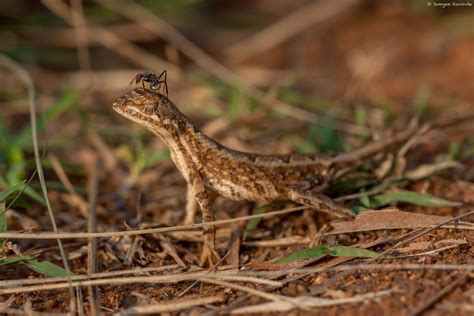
[112,88,185,136]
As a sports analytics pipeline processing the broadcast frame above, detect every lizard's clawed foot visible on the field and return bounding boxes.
[199,243,221,267]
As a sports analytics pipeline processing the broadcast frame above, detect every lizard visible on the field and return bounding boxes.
[112,85,473,266]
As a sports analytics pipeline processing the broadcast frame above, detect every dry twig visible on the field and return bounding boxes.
[0,206,307,240]
[86,154,100,316]
[119,295,226,314]
[0,274,282,295]
[230,290,395,314]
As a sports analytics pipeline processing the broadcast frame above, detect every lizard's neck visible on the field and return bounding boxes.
[147,105,216,151]
[145,106,224,178]
[147,106,193,146]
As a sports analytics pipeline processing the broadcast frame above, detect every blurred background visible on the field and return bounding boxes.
[2,0,473,104]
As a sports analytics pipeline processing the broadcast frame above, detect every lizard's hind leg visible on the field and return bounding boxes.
[184,183,217,225]
[288,178,354,219]
[188,173,220,267]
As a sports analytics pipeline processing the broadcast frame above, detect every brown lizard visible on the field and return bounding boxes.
[113,86,473,266]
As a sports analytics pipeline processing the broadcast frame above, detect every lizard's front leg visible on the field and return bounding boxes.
[188,172,220,266]
[183,183,198,224]
[184,183,217,225]
[288,176,354,219]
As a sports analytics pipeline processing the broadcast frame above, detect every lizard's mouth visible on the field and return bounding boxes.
[113,96,161,127]
[112,89,141,113]
[113,102,147,121]
[113,88,162,121]
[111,93,129,112]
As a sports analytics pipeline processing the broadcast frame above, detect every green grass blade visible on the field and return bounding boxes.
[148,149,170,165]
[0,201,5,247]
[329,246,379,258]
[0,256,34,266]
[0,255,70,277]
[243,204,268,239]
[5,156,26,184]
[243,201,286,239]
[276,246,331,264]
[359,194,371,208]
[228,85,242,120]
[0,182,25,201]
[309,119,346,153]
[288,136,316,154]
[370,191,461,208]
[23,185,46,206]
[23,259,70,277]
[278,89,330,111]
[14,89,78,148]
[355,106,367,128]
[277,245,380,264]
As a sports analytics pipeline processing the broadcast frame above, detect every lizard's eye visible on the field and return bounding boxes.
[144,103,157,114]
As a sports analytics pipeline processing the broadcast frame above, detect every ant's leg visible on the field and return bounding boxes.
[157,70,166,81]
[163,80,169,97]
[157,71,168,96]
[128,78,135,91]
[163,71,168,96]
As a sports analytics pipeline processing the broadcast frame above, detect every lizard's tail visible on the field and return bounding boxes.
[330,112,474,169]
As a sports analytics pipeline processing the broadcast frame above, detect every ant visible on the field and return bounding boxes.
[131,70,168,96]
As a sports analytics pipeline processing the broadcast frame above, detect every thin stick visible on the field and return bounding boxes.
[329,263,474,273]
[86,155,100,316]
[198,278,287,303]
[0,265,179,287]
[49,153,89,218]
[0,53,76,313]
[0,274,282,295]
[230,289,395,313]
[0,206,308,239]
[119,295,225,314]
